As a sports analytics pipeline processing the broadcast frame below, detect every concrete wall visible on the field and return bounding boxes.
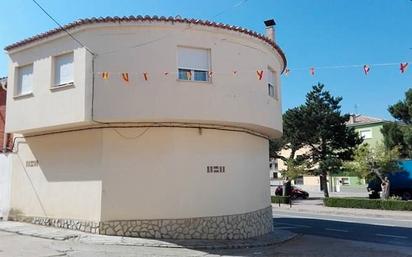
[9,130,102,221]
[100,127,270,220]
[6,22,283,139]
[5,46,90,134]
[0,154,11,219]
[9,127,270,221]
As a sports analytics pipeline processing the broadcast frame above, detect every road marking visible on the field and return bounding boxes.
[376,233,408,239]
[275,222,312,228]
[325,228,348,232]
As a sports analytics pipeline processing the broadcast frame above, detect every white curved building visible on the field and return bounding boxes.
[4,16,286,240]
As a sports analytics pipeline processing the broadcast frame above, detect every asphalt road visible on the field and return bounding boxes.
[274,210,412,248]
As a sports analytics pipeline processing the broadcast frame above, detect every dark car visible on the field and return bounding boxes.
[275,185,309,199]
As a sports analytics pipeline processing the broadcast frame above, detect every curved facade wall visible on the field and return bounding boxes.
[5,18,285,239]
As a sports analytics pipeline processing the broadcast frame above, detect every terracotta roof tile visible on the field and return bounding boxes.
[4,16,287,72]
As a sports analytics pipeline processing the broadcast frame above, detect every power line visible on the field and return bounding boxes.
[211,0,249,19]
[31,0,95,55]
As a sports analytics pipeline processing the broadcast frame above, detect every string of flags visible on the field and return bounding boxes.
[285,62,409,77]
[96,62,409,82]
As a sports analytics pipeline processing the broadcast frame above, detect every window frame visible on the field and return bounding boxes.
[52,52,74,89]
[177,46,211,83]
[14,63,34,98]
[359,129,372,139]
[267,67,279,100]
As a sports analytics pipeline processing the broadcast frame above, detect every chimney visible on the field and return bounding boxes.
[264,19,276,42]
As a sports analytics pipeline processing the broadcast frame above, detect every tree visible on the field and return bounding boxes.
[382,88,412,158]
[270,107,309,196]
[300,84,362,197]
[271,84,362,197]
[343,143,401,199]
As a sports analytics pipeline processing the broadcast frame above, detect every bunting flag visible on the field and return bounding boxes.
[121,73,129,82]
[400,63,409,73]
[143,72,149,81]
[310,67,315,76]
[284,68,290,76]
[102,72,109,80]
[363,65,370,75]
[256,70,264,80]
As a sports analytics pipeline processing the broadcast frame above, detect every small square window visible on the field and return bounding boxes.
[359,129,372,139]
[177,47,210,82]
[54,52,74,86]
[16,64,33,96]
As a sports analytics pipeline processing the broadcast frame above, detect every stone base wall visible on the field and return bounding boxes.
[10,216,100,234]
[10,206,273,240]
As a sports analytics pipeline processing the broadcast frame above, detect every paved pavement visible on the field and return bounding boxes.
[0,221,296,250]
[1,228,412,257]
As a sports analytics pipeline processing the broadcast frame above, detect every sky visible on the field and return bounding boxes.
[0,0,411,120]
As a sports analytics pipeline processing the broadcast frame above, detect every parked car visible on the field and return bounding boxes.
[275,185,309,199]
[367,160,412,200]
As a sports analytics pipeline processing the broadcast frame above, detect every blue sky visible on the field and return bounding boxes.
[1,0,411,119]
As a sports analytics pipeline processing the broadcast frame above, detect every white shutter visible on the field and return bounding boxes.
[55,53,74,85]
[178,47,209,70]
[18,64,33,95]
[267,69,275,85]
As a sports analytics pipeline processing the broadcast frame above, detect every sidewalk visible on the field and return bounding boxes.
[0,221,296,250]
[272,198,412,220]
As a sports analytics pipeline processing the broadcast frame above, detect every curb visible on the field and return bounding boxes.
[0,221,298,250]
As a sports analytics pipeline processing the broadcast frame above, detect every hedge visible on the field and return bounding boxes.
[323,197,412,211]
[271,196,291,204]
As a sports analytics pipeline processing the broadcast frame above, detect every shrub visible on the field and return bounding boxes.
[271,196,291,204]
[323,197,412,211]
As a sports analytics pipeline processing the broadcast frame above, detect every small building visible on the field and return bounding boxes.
[347,114,389,147]
[4,16,286,239]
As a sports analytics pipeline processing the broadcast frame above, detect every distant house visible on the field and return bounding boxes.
[347,114,389,147]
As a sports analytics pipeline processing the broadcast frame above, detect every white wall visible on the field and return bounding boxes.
[0,154,11,219]
[6,22,283,139]
[9,130,102,221]
[100,127,271,220]
[9,127,270,221]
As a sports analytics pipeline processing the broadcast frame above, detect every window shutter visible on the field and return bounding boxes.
[178,47,209,71]
[18,64,33,95]
[267,69,275,85]
[55,53,74,85]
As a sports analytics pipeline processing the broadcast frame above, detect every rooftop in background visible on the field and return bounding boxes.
[347,114,388,126]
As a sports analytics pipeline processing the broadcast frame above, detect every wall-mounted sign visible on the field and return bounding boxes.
[207,166,225,173]
[26,160,39,167]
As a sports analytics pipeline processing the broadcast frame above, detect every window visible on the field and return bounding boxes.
[267,67,278,99]
[177,47,210,82]
[54,52,74,86]
[16,64,33,96]
[294,176,304,185]
[359,129,372,139]
[341,177,350,185]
